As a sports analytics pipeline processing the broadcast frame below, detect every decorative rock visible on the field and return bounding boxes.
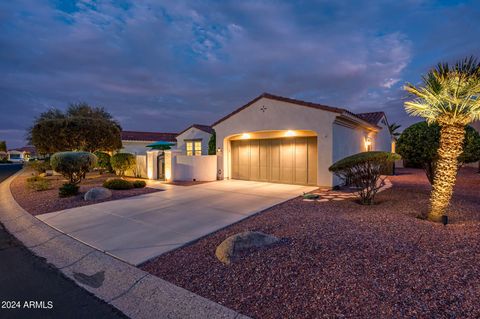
[215,231,280,265]
[84,187,112,201]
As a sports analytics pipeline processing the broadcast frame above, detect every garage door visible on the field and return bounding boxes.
[231,137,317,185]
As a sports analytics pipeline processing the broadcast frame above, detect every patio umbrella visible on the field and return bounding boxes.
[146,141,176,150]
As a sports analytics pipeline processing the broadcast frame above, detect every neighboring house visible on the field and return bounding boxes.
[212,93,391,187]
[176,124,214,156]
[7,146,37,162]
[121,131,177,154]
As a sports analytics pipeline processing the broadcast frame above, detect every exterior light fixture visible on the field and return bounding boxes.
[364,137,372,151]
[285,130,295,137]
[241,133,251,139]
[217,147,222,153]
[442,215,448,226]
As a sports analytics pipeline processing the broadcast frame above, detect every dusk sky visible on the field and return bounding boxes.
[1,0,479,148]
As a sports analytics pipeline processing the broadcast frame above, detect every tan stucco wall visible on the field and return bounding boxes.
[176,127,212,155]
[213,97,338,186]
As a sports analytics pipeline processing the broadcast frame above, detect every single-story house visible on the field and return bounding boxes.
[176,124,215,156]
[146,92,393,187]
[212,93,391,187]
[121,131,178,154]
[7,146,37,162]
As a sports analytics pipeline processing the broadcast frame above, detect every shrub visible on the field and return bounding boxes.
[396,122,480,184]
[59,183,80,197]
[132,180,146,188]
[27,160,51,174]
[110,153,136,177]
[26,176,51,191]
[103,178,134,190]
[329,151,401,205]
[94,151,112,174]
[50,152,97,185]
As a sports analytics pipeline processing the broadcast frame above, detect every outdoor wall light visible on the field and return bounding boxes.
[364,137,372,150]
[217,147,222,153]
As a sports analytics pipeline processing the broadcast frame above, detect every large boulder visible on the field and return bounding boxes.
[84,187,112,201]
[215,231,280,265]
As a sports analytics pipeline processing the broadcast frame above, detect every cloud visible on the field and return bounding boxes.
[0,0,479,147]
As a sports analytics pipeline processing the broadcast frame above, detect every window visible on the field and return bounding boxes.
[186,140,202,156]
[194,141,202,156]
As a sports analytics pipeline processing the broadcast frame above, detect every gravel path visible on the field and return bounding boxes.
[141,168,480,319]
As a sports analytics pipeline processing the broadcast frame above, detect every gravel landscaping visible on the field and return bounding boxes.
[10,169,161,216]
[141,167,480,319]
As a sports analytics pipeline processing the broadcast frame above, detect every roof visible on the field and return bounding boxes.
[355,112,386,125]
[212,93,377,128]
[8,146,37,155]
[177,124,215,136]
[121,131,177,142]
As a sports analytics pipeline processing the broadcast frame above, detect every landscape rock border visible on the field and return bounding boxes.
[0,170,250,319]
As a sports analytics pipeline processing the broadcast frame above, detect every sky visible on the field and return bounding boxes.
[1,0,480,148]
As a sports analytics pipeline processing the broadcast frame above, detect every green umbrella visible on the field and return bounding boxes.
[146,141,176,150]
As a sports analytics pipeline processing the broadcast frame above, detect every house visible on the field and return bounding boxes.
[7,146,37,162]
[176,124,214,156]
[212,93,391,187]
[120,131,177,154]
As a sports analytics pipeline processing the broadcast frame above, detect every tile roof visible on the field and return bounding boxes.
[355,112,386,125]
[8,146,37,155]
[121,131,178,142]
[212,92,377,128]
[177,124,214,136]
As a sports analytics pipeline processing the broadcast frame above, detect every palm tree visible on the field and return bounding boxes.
[388,123,401,141]
[404,57,480,222]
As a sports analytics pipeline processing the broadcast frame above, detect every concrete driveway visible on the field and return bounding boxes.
[38,180,315,265]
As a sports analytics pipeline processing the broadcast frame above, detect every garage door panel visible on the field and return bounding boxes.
[294,137,308,185]
[307,138,317,185]
[259,139,270,181]
[231,136,317,185]
[280,139,294,184]
[250,140,260,180]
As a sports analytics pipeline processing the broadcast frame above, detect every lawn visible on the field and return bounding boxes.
[141,168,480,318]
[10,169,161,215]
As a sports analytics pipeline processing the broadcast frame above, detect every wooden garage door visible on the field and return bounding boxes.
[231,137,317,185]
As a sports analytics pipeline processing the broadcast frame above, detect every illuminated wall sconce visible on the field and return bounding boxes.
[364,137,372,151]
[285,130,295,137]
[217,147,222,153]
[241,133,251,139]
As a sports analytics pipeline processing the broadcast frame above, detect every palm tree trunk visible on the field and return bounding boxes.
[428,124,465,221]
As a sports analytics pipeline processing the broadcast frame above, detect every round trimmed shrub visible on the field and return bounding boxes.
[132,180,146,188]
[94,151,112,174]
[50,152,97,185]
[103,178,134,190]
[27,160,51,174]
[329,151,400,205]
[110,153,136,177]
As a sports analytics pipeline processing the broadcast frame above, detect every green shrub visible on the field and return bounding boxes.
[94,151,112,174]
[103,178,134,190]
[397,122,480,184]
[50,152,97,185]
[329,151,401,205]
[59,183,79,197]
[26,176,51,191]
[27,160,51,174]
[110,153,136,177]
[132,180,146,188]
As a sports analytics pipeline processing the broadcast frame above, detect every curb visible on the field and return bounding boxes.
[0,170,250,319]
